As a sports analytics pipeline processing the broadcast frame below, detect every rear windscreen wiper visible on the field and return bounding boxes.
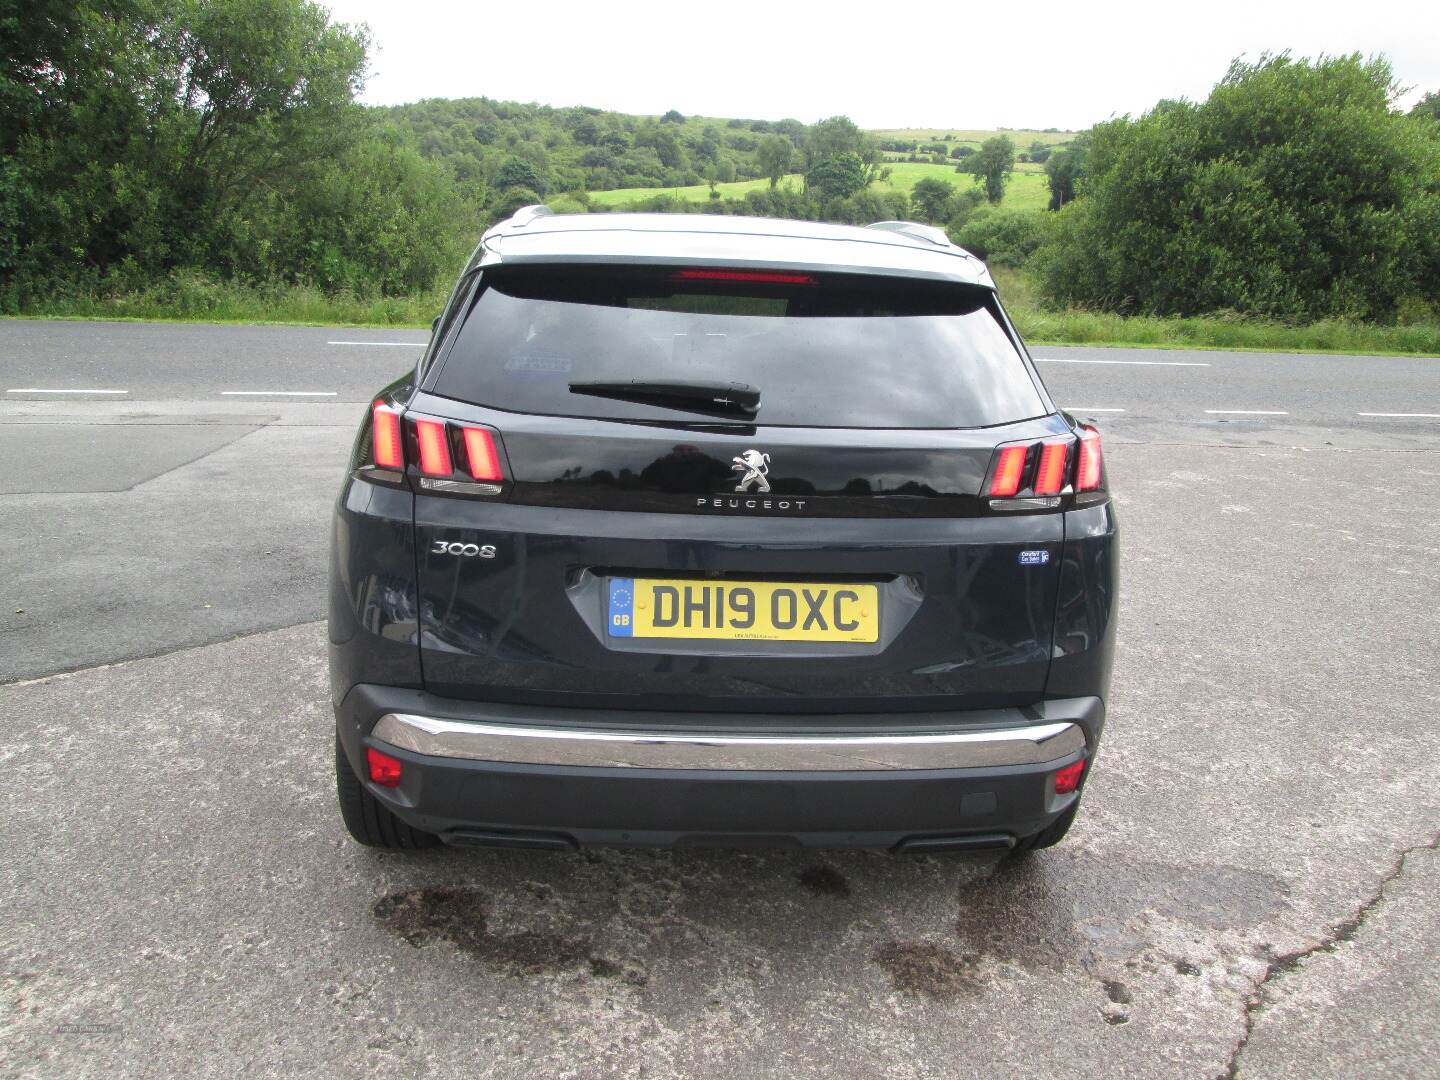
[569,379,760,416]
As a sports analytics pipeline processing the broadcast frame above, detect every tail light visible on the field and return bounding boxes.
[987,445,1028,497]
[371,401,404,470]
[461,426,503,482]
[984,424,1106,507]
[1076,425,1103,492]
[366,403,507,493]
[1033,441,1069,496]
[414,419,453,477]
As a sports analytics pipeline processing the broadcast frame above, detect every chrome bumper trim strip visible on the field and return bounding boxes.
[370,713,1085,772]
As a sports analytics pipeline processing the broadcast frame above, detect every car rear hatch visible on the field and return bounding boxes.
[394,263,1080,718]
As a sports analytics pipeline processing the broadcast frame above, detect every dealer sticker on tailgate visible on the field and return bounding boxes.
[607,578,879,643]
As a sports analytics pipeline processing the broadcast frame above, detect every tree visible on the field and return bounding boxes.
[967,135,1015,204]
[1030,54,1440,320]
[495,156,548,196]
[756,134,793,188]
[1044,135,1088,210]
[910,177,955,223]
[805,153,866,201]
[2,0,374,300]
[1412,91,1440,122]
[805,115,865,167]
[660,109,684,123]
[1028,140,1052,163]
[635,121,685,170]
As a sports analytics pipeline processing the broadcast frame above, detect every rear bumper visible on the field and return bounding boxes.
[336,685,1103,850]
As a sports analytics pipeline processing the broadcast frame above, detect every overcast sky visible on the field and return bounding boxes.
[321,0,1439,130]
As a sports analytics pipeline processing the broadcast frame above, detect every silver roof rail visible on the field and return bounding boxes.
[865,220,952,247]
[506,204,554,228]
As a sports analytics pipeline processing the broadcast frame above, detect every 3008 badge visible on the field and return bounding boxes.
[430,540,496,558]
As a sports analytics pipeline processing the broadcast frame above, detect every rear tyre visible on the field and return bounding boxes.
[1011,802,1079,854]
[335,733,440,850]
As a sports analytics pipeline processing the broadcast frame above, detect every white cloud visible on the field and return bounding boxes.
[323,0,1440,128]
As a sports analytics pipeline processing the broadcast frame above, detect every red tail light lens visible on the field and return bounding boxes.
[461,426,503,482]
[371,401,404,469]
[1034,441,1069,496]
[366,747,403,788]
[1054,758,1086,795]
[987,445,1028,497]
[415,419,453,477]
[1076,425,1103,492]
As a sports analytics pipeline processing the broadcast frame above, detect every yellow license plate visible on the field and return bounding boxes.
[607,578,879,643]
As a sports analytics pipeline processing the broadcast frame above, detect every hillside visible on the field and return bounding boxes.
[374,98,1071,203]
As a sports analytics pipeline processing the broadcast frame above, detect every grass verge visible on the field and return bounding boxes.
[9,274,446,328]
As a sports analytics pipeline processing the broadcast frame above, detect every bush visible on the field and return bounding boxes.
[951,209,1052,268]
[1031,54,1440,320]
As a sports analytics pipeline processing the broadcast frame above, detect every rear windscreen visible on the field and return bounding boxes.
[430,266,1047,428]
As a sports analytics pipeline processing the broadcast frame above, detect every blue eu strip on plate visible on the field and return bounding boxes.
[607,577,634,636]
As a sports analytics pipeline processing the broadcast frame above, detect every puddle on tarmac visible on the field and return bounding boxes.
[371,886,645,985]
[872,942,985,1000]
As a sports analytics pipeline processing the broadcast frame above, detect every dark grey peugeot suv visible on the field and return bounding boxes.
[329,208,1117,854]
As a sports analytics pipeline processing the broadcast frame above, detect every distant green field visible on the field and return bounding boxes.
[587,163,1050,212]
[870,127,1076,147]
[587,175,787,206]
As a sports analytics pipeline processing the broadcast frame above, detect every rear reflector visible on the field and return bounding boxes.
[988,445,1028,497]
[366,747,403,788]
[415,419,452,477]
[371,402,404,469]
[1034,441,1069,496]
[1076,425,1103,492]
[1054,758,1086,795]
[461,426,503,482]
[672,269,817,285]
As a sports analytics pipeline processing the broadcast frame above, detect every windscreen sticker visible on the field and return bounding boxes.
[1018,550,1051,566]
[504,353,573,376]
[607,577,634,637]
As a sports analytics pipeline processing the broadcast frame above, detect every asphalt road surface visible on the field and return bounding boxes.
[2,319,1437,1079]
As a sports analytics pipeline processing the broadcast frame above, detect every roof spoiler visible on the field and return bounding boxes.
[865,220,953,248]
[505,204,554,228]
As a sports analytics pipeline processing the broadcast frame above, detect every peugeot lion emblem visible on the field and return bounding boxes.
[731,449,771,493]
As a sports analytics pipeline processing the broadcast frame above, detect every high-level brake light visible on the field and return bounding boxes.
[371,401,404,469]
[672,269,817,285]
[1076,425,1104,492]
[987,445,1028,497]
[415,418,453,477]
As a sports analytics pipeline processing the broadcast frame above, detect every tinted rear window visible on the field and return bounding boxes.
[431,266,1047,428]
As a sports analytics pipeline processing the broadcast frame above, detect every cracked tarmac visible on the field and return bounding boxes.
[2,328,1439,1077]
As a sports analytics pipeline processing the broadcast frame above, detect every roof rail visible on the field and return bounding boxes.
[506,204,554,228]
[865,220,952,247]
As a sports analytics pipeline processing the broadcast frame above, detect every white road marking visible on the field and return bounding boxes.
[220,390,338,397]
[7,388,128,394]
[1066,407,1126,413]
[326,340,426,347]
[1357,412,1440,418]
[1034,357,1210,367]
[1204,409,1289,416]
